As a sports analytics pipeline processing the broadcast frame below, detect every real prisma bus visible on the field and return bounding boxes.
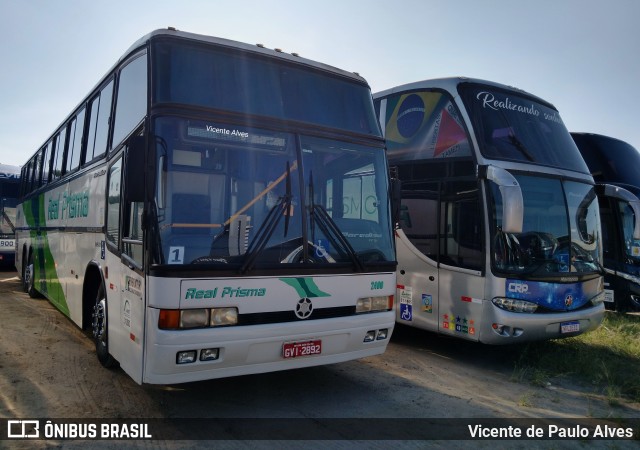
[16,29,396,384]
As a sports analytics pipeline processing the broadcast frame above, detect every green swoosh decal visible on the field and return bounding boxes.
[279,277,330,298]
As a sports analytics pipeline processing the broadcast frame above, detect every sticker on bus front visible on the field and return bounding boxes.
[399,285,413,321]
[168,246,185,264]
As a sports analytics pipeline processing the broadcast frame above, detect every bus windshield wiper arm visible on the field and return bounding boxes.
[508,135,535,162]
[308,172,365,272]
[240,162,293,274]
[313,205,365,271]
[1,210,15,233]
[520,259,557,276]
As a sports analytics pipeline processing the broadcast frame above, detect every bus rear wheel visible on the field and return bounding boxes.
[92,283,118,368]
[25,254,39,298]
[22,261,31,293]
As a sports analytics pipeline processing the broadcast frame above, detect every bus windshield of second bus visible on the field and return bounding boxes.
[0,164,20,266]
[375,78,604,344]
[457,84,601,279]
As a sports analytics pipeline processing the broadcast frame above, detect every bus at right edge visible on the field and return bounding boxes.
[571,132,640,312]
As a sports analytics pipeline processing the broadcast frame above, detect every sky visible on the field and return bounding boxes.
[1,0,638,166]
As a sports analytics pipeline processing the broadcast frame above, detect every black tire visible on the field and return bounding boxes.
[22,252,29,293]
[92,282,118,368]
[25,254,40,298]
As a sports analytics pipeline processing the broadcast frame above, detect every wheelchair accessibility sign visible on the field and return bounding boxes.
[314,239,330,259]
[398,285,413,321]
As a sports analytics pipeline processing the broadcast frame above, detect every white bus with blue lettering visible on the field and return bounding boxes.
[374,78,604,343]
[15,29,396,384]
[0,163,20,266]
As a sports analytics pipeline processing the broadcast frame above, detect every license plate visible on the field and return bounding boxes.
[604,289,614,303]
[560,321,580,333]
[283,340,322,359]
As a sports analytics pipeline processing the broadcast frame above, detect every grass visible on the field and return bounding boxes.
[513,312,640,403]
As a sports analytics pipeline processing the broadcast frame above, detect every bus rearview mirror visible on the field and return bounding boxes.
[124,136,146,203]
[485,166,523,234]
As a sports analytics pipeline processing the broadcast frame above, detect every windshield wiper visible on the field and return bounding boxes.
[239,161,293,273]
[519,258,560,276]
[1,209,15,233]
[507,134,535,162]
[308,171,365,271]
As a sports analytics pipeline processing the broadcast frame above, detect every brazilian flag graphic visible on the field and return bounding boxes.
[385,91,470,161]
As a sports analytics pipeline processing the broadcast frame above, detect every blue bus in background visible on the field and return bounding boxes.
[572,132,640,311]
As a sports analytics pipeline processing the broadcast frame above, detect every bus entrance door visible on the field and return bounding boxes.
[437,265,484,342]
[395,229,439,332]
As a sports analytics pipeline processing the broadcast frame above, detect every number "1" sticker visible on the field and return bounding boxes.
[168,246,185,264]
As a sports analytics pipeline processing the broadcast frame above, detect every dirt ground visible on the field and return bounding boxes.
[0,267,638,448]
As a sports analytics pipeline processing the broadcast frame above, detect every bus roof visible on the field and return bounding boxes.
[32,28,372,161]
[373,76,555,110]
[124,28,368,83]
[571,132,635,148]
[0,164,21,179]
[571,132,640,191]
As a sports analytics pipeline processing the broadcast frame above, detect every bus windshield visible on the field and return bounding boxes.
[0,198,17,236]
[459,83,589,173]
[153,117,394,268]
[152,40,380,136]
[0,169,19,238]
[490,174,601,276]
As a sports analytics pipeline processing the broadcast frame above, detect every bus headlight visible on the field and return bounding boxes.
[159,307,239,329]
[180,309,210,328]
[492,297,538,313]
[356,295,393,313]
[211,308,238,326]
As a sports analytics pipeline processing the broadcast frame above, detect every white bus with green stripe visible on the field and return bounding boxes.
[15,29,396,384]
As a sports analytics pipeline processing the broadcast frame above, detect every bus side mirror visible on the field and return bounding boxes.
[124,136,146,203]
[485,165,523,234]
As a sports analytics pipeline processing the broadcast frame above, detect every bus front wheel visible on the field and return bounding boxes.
[92,283,118,369]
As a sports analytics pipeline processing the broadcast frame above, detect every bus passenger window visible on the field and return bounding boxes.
[113,55,147,148]
[52,128,67,180]
[67,108,86,173]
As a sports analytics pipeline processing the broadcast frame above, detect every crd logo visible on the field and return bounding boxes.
[508,281,529,294]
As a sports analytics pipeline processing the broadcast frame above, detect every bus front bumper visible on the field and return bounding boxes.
[478,301,605,345]
[142,309,395,384]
